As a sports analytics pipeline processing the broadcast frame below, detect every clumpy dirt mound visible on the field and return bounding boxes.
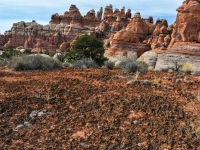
[0,66,200,149]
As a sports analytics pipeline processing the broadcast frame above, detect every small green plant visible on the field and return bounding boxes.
[137,61,147,67]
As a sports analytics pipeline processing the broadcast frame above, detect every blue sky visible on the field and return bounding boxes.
[0,0,183,34]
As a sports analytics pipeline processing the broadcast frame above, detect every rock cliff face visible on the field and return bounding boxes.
[0,5,132,54]
[137,0,200,75]
[104,12,167,57]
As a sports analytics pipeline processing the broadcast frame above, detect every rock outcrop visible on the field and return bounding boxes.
[137,0,200,75]
[137,51,200,75]
[104,12,157,57]
[1,5,132,54]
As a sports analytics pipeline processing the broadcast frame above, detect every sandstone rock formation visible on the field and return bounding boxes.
[104,12,158,57]
[137,0,200,75]
[137,51,200,75]
[1,0,200,61]
[0,5,132,54]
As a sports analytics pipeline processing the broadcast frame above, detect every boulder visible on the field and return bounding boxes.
[137,50,200,75]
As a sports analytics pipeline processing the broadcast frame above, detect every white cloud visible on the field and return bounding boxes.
[0,0,184,33]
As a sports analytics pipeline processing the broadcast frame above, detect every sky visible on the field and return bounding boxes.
[0,0,184,34]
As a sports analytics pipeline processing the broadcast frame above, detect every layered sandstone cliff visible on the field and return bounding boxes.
[0,5,132,54]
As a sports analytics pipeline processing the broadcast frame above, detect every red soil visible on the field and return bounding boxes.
[0,66,200,149]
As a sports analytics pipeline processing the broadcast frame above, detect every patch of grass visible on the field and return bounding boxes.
[71,56,100,69]
[148,66,154,71]
[135,70,140,80]
[153,76,161,85]
[168,69,173,73]
[182,62,193,74]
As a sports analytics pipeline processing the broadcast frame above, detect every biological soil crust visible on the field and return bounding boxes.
[0,66,200,149]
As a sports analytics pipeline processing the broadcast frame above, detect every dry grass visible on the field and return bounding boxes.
[196,90,200,103]
[135,70,140,80]
[168,69,173,73]
[153,76,161,85]
[148,66,154,71]
[182,62,193,74]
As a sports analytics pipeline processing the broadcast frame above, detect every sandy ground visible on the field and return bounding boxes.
[0,65,200,149]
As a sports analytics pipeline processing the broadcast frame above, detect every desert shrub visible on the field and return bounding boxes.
[53,53,66,63]
[0,59,9,66]
[71,56,101,69]
[181,62,193,74]
[122,61,139,74]
[103,60,115,69]
[63,62,71,67]
[110,52,138,70]
[64,34,109,67]
[2,45,22,59]
[113,52,137,62]
[7,54,62,71]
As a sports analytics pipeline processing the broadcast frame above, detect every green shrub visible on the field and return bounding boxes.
[103,60,115,69]
[122,61,139,74]
[7,54,62,71]
[2,45,22,59]
[64,34,109,67]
